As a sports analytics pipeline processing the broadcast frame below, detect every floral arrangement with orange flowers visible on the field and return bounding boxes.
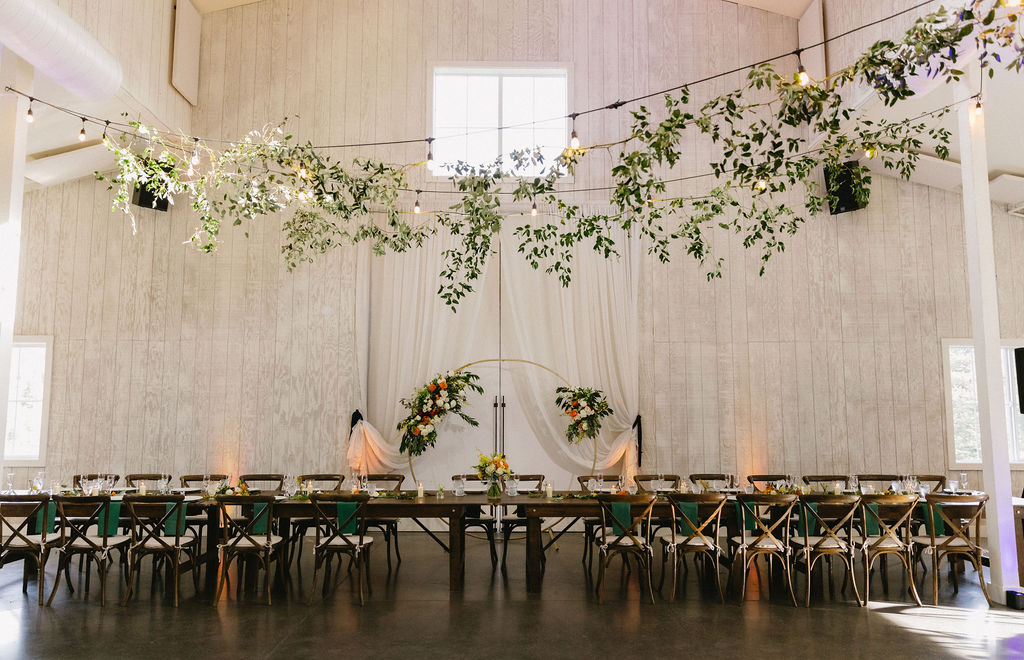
[398,369,484,457]
[474,451,512,498]
[555,386,613,443]
[473,452,512,483]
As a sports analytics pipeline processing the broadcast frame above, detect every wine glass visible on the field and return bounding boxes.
[959,472,969,492]
[5,472,14,494]
[596,474,605,492]
[848,474,859,493]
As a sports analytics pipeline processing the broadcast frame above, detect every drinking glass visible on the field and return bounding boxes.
[201,474,211,493]
[367,482,378,497]
[626,483,637,495]
[919,483,932,497]
[587,478,598,493]
[948,480,959,493]
[657,473,665,491]
[959,472,969,492]
[157,476,169,494]
[453,476,466,497]
[5,472,14,494]
[436,485,445,499]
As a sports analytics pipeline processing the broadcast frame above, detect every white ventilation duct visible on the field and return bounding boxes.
[0,0,121,101]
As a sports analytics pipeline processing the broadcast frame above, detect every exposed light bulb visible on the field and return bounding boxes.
[298,167,307,178]
[413,192,422,214]
[974,99,984,116]
[755,178,768,191]
[570,129,580,150]
[78,118,87,142]
[864,147,875,159]
[797,65,810,87]
[191,150,200,166]
[25,101,34,123]
[426,137,435,171]
[531,202,538,217]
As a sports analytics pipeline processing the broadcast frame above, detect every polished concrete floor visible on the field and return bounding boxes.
[0,533,1022,659]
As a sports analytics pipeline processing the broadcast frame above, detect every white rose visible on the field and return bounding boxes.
[485,465,495,475]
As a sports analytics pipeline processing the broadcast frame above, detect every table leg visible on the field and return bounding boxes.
[449,508,465,592]
[1015,508,1024,586]
[526,513,542,593]
[204,504,220,596]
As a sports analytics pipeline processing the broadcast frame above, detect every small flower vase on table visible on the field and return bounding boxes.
[474,452,512,501]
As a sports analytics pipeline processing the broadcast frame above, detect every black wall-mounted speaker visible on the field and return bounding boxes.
[131,186,169,212]
[1014,347,1024,414]
[824,160,868,216]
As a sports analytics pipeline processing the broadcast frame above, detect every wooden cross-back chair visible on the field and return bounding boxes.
[72,474,120,490]
[238,473,285,494]
[657,492,728,603]
[500,474,546,574]
[178,474,228,554]
[916,474,948,492]
[0,494,59,606]
[856,474,899,493]
[912,493,991,606]
[452,474,499,569]
[285,474,345,569]
[746,474,792,492]
[634,474,682,492]
[120,494,200,607]
[362,473,404,570]
[801,474,849,489]
[307,492,374,605]
[729,493,798,606]
[577,474,624,571]
[859,493,922,606]
[179,474,229,488]
[47,495,130,606]
[594,493,657,604]
[213,494,283,605]
[124,474,171,488]
[792,493,862,607]
[688,473,735,489]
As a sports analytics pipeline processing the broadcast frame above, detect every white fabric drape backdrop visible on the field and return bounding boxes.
[498,223,641,479]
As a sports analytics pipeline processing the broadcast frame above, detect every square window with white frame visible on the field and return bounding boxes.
[431,66,568,176]
[945,341,1024,465]
[4,338,52,464]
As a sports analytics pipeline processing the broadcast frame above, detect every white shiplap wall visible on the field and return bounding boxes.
[10,176,362,486]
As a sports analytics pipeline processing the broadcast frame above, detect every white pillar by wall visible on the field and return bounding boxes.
[958,79,1021,602]
[0,49,33,454]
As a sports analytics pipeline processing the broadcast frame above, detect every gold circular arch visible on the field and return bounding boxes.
[406,358,598,483]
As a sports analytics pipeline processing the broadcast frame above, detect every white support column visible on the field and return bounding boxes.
[0,49,33,453]
[958,80,1021,603]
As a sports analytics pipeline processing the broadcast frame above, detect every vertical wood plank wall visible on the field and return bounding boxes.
[6,1,1023,494]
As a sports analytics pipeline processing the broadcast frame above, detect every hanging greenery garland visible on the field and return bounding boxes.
[93,1,1022,310]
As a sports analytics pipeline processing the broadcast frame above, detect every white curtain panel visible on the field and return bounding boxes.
[362,232,498,478]
[498,223,641,478]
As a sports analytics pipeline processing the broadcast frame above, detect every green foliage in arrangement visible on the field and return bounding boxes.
[98,2,1023,309]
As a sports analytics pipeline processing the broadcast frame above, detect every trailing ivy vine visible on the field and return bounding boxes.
[98,1,1023,309]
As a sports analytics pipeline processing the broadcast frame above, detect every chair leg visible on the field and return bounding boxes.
[213,551,232,606]
[487,526,498,570]
[36,550,47,607]
[392,524,402,565]
[307,554,323,604]
[783,553,797,607]
[713,551,725,604]
[971,554,992,606]
[364,549,372,594]
[98,557,108,607]
[501,525,511,574]
[644,552,656,604]
[596,553,608,604]
[120,554,137,607]
[172,554,181,607]
[932,549,939,606]
[863,553,871,607]
[356,554,365,606]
